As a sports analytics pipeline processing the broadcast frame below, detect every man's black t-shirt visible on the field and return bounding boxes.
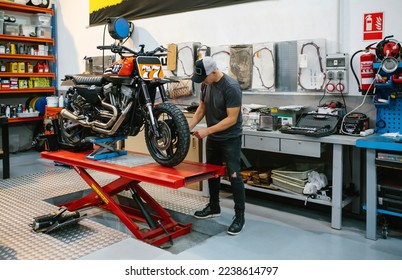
[201,73,243,141]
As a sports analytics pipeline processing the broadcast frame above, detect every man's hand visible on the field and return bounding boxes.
[192,128,209,139]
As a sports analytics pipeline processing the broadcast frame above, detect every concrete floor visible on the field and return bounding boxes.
[1,150,402,260]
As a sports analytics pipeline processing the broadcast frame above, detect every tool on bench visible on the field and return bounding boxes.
[280,113,341,137]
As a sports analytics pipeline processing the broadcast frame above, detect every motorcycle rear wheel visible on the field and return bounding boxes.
[145,103,190,167]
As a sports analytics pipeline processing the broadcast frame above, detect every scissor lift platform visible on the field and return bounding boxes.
[41,150,226,247]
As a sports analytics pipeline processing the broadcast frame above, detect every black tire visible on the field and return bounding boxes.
[145,103,190,167]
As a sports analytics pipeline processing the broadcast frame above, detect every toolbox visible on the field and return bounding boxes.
[378,197,402,214]
[280,113,341,137]
[377,183,402,201]
[377,167,402,200]
[342,113,369,135]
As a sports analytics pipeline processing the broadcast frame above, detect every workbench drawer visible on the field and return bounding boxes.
[280,139,321,157]
[243,135,280,152]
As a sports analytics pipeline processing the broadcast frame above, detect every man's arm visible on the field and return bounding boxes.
[189,101,206,131]
[193,106,240,139]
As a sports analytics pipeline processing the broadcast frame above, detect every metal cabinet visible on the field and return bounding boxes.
[243,135,279,152]
[243,134,322,157]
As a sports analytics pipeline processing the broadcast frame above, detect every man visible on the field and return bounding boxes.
[189,56,246,235]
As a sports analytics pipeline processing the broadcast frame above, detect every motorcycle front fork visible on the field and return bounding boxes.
[140,82,168,140]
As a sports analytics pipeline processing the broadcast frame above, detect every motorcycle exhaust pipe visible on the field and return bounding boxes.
[91,101,133,135]
[60,101,118,129]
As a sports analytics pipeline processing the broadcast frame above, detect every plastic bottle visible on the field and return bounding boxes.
[43,61,49,73]
[58,93,64,108]
[5,105,10,117]
[0,61,5,72]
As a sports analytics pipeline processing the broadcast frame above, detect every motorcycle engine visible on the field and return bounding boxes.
[71,94,97,121]
[103,83,133,112]
[64,83,131,132]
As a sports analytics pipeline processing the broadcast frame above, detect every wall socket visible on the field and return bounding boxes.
[325,53,348,94]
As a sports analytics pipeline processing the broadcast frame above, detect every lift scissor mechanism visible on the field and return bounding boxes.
[35,150,225,247]
[84,136,128,160]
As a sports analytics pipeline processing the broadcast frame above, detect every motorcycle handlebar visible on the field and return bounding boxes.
[96,44,167,56]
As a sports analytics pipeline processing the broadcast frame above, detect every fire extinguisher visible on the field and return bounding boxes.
[350,42,376,93]
[359,51,376,92]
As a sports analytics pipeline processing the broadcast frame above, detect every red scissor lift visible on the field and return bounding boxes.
[40,150,225,247]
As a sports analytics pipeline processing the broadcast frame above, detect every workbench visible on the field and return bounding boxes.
[239,129,361,230]
[41,150,225,246]
[356,135,402,240]
[0,117,9,179]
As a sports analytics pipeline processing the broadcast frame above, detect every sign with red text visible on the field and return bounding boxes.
[363,12,383,40]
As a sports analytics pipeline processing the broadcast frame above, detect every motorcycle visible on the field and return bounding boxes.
[58,44,190,167]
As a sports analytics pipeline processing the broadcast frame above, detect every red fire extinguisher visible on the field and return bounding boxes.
[350,42,377,94]
[360,51,376,92]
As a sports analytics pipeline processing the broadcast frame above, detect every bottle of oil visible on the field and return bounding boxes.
[58,92,64,108]
[0,61,6,72]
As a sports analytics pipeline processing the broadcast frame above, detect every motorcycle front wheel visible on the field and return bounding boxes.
[145,103,190,167]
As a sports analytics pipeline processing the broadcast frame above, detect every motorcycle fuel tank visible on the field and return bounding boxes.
[104,57,135,77]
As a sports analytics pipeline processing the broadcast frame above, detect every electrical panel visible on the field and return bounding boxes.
[325,53,348,94]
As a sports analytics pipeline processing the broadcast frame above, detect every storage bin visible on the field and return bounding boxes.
[46,96,58,107]
[4,22,19,35]
[19,24,36,37]
[36,26,52,38]
[31,13,52,27]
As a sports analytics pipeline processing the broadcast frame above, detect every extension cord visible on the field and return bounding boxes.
[360,129,374,137]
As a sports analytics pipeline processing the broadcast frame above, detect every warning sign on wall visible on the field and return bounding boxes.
[363,12,383,40]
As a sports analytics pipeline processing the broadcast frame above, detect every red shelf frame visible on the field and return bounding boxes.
[7,116,43,123]
[0,88,55,94]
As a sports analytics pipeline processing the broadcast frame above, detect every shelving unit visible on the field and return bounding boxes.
[0,2,56,122]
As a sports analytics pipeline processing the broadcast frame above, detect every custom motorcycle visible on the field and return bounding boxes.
[59,44,190,167]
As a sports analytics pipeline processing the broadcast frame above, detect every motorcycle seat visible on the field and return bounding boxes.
[67,75,105,86]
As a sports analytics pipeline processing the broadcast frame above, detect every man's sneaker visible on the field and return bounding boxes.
[194,203,221,219]
[227,213,245,235]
